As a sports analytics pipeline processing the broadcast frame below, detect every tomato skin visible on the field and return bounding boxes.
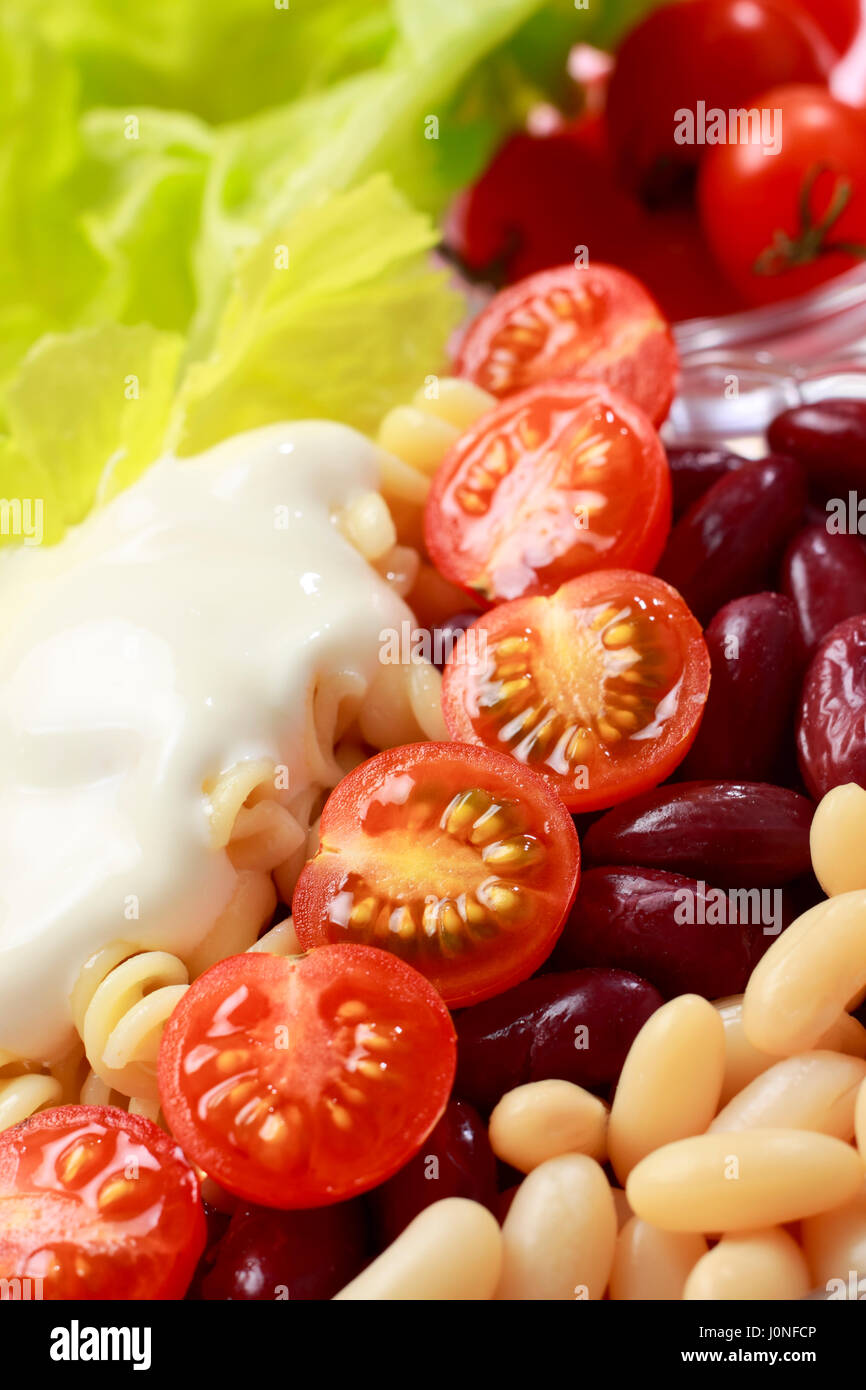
[797,0,861,53]
[454,263,678,426]
[423,380,671,606]
[441,570,711,813]
[158,945,456,1210]
[449,118,745,322]
[607,0,833,201]
[698,85,866,305]
[293,743,580,1008]
[0,1105,205,1300]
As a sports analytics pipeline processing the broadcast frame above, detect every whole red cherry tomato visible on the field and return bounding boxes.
[698,85,866,305]
[606,0,832,201]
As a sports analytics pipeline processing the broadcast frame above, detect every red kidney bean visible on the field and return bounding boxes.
[455,968,662,1113]
[797,613,866,800]
[657,457,806,623]
[582,782,813,887]
[497,1187,520,1221]
[430,611,479,670]
[768,399,866,500]
[198,1199,368,1301]
[554,867,783,1000]
[678,593,800,782]
[185,1203,234,1300]
[782,524,866,656]
[665,445,748,520]
[369,1099,497,1246]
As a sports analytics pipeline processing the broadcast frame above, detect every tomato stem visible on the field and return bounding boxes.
[753,163,866,276]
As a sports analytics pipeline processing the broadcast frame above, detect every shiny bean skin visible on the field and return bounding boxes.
[678,594,800,782]
[665,445,748,520]
[496,1154,616,1301]
[801,1180,866,1288]
[782,525,866,656]
[455,968,663,1113]
[626,1129,864,1232]
[582,782,812,887]
[683,1229,810,1301]
[199,1200,368,1301]
[811,784,866,896]
[742,892,866,1055]
[370,1099,497,1247]
[333,1199,502,1301]
[555,867,774,1000]
[710,1051,866,1140]
[798,615,866,799]
[714,994,866,1105]
[609,995,725,1183]
[657,457,806,624]
[768,398,866,500]
[610,1218,707,1301]
[489,1080,608,1172]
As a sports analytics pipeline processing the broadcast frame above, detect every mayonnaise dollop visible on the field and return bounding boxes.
[0,423,411,1059]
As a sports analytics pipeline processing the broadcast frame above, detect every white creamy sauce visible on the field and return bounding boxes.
[0,423,411,1059]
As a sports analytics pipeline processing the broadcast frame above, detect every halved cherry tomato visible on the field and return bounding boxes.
[441,570,711,812]
[0,1105,205,1299]
[423,380,671,605]
[158,945,456,1209]
[454,263,678,426]
[293,743,580,1006]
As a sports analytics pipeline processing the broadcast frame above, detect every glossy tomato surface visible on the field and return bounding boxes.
[449,118,746,322]
[293,743,580,1007]
[607,0,831,201]
[424,380,671,604]
[158,945,456,1209]
[441,570,711,811]
[0,1106,205,1299]
[698,85,866,305]
[455,263,677,425]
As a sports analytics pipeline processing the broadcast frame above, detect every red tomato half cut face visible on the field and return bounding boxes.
[293,743,580,1006]
[158,945,456,1210]
[0,1106,205,1300]
[455,263,678,425]
[424,380,671,604]
[441,570,711,812]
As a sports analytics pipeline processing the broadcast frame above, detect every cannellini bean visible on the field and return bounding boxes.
[609,1218,707,1301]
[715,994,866,1104]
[742,892,866,1055]
[608,994,725,1183]
[710,1051,866,1139]
[489,1079,608,1172]
[333,1198,501,1301]
[683,1229,810,1301]
[626,1129,864,1232]
[801,1179,866,1290]
[496,1154,616,1300]
[811,784,866,897]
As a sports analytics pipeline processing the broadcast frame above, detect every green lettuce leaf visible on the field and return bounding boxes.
[177,175,463,453]
[0,0,667,543]
[5,324,184,526]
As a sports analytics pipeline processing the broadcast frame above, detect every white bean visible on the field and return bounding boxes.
[497,1154,616,1301]
[333,1198,502,1301]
